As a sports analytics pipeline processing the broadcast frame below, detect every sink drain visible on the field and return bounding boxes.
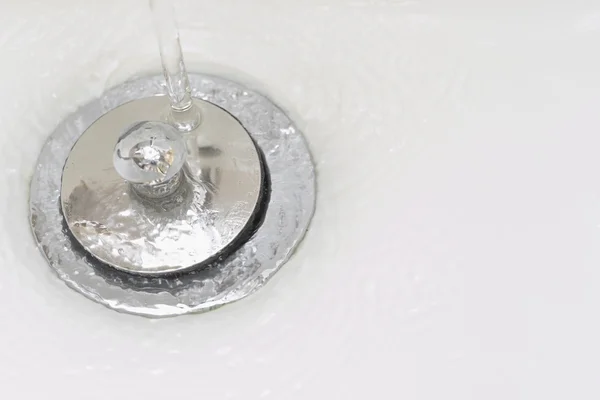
[30,74,315,317]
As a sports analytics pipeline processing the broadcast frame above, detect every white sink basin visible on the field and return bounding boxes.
[1,0,600,398]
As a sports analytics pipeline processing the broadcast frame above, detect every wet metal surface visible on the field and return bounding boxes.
[30,74,316,317]
[62,98,264,276]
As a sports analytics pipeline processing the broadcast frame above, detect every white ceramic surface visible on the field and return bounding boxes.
[2,0,600,398]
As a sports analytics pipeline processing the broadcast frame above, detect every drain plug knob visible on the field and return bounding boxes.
[113,121,187,199]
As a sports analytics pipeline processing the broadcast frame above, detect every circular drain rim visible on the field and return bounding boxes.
[30,73,316,317]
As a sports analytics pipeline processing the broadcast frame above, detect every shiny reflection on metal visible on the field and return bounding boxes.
[30,74,315,317]
[114,121,186,185]
[61,96,263,276]
[113,121,187,199]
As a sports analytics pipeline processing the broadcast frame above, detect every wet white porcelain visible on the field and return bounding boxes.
[2,0,600,398]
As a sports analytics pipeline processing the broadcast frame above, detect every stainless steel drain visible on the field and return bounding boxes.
[30,73,315,317]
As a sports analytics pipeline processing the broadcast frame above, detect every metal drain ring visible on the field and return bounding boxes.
[30,74,316,317]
